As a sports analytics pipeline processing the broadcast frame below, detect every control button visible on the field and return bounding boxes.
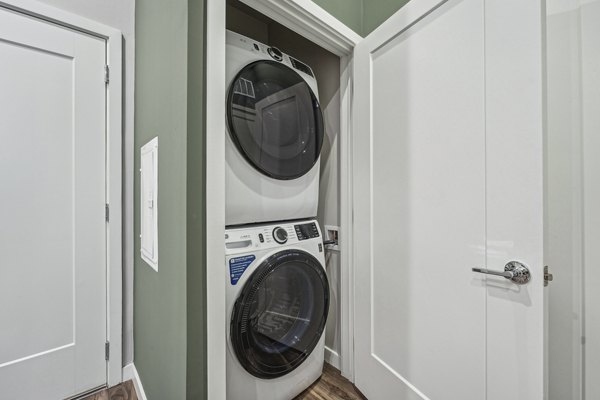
[267,47,283,61]
[273,227,288,244]
[258,233,264,243]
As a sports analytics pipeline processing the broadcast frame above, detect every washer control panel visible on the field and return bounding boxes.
[225,219,322,255]
[294,222,320,241]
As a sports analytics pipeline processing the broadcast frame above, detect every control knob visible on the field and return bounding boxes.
[267,46,283,61]
[273,227,288,244]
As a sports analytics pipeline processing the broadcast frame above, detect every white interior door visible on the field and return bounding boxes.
[352,0,545,399]
[0,6,108,399]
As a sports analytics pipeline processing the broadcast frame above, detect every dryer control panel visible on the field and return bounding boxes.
[227,30,316,81]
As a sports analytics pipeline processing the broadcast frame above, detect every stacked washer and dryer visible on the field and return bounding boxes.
[224,30,330,400]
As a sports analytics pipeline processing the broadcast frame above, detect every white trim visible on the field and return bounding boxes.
[324,346,341,370]
[546,0,597,15]
[0,0,124,388]
[140,137,159,271]
[338,54,355,382]
[105,19,123,389]
[122,364,148,400]
[0,0,121,39]
[206,0,359,397]
[206,0,227,399]
[239,0,361,56]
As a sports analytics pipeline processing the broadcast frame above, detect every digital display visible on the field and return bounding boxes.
[294,223,319,240]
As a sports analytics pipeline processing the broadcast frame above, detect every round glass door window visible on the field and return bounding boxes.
[230,250,330,379]
[227,60,324,180]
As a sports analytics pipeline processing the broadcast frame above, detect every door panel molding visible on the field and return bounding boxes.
[353,0,486,398]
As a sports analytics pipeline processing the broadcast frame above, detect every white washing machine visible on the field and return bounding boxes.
[226,30,324,226]
[225,219,329,400]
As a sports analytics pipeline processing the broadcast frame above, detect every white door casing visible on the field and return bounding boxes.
[0,6,109,399]
[352,0,545,399]
[207,0,361,397]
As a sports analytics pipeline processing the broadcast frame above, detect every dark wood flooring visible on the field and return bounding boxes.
[79,380,137,400]
[295,363,367,400]
[78,364,361,400]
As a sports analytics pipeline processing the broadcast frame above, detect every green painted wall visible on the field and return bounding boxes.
[134,0,188,398]
[134,0,206,398]
[362,0,410,35]
[311,0,410,36]
[311,0,363,35]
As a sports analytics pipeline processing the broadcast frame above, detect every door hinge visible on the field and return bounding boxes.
[104,65,110,84]
[544,265,554,287]
[105,341,110,361]
[105,204,110,222]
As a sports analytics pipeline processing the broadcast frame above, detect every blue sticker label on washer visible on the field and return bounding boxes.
[229,255,255,285]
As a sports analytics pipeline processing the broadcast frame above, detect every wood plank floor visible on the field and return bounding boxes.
[78,364,361,400]
[79,380,137,400]
[295,363,367,400]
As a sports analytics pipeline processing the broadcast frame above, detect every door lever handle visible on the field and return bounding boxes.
[472,267,514,279]
[472,261,531,285]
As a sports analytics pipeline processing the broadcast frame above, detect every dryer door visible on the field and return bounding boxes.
[227,60,324,180]
[231,249,329,379]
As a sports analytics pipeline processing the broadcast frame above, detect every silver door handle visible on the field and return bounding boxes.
[472,261,531,285]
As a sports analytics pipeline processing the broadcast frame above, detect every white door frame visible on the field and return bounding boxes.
[205,0,360,397]
[0,0,123,388]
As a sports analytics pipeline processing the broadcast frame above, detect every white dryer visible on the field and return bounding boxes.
[225,219,329,400]
[226,30,324,226]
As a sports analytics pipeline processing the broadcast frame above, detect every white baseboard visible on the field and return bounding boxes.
[324,345,340,370]
[122,363,148,400]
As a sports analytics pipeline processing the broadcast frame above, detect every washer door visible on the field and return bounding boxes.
[230,250,329,379]
[227,60,324,180]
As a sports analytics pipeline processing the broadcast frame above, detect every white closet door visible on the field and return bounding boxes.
[0,6,107,399]
[352,0,545,399]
